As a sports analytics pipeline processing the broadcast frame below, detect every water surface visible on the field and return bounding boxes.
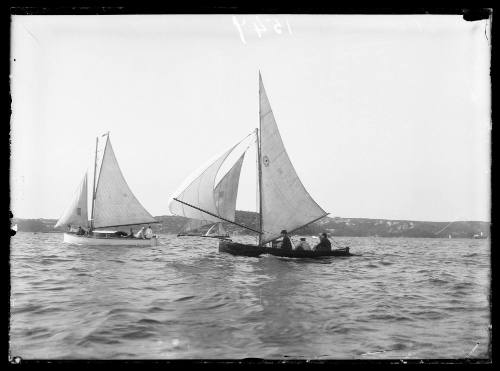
[9,233,490,359]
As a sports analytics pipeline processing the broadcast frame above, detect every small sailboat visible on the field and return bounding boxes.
[55,133,159,246]
[168,73,351,258]
[473,231,487,239]
[177,221,230,238]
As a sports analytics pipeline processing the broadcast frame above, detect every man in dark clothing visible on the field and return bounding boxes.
[280,230,293,251]
[314,232,332,252]
[76,226,85,236]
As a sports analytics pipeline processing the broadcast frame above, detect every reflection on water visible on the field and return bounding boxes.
[10,233,490,359]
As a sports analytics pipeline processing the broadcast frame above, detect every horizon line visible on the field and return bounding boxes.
[10,211,491,224]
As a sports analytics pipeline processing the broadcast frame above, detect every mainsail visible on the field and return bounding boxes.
[258,73,328,244]
[55,173,89,228]
[92,135,156,228]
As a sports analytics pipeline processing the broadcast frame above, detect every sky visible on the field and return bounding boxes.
[10,14,491,222]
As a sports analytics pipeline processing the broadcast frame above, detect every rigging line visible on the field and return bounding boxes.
[94,221,162,229]
[173,130,255,212]
[261,213,330,245]
[434,219,459,235]
[173,198,262,234]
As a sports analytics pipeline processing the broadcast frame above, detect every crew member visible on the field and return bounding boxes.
[145,225,153,239]
[313,232,332,252]
[295,237,311,251]
[280,230,293,251]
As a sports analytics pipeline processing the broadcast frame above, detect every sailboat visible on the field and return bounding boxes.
[54,133,159,246]
[168,73,351,258]
[177,221,230,238]
[473,231,487,239]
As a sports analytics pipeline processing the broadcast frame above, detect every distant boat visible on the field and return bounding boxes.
[448,234,452,239]
[168,73,351,258]
[473,231,487,239]
[177,221,230,238]
[55,133,159,246]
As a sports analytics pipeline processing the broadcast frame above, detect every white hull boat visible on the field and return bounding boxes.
[55,133,159,246]
[63,233,158,246]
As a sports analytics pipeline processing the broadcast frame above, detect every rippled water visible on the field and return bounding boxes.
[9,232,490,359]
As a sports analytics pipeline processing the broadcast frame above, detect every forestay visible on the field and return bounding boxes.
[54,173,89,228]
[259,73,328,244]
[92,136,156,228]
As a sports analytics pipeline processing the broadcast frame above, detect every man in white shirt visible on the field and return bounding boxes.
[145,225,154,239]
[134,227,145,239]
[295,237,311,251]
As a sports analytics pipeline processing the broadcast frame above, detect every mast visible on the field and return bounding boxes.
[90,136,98,230]
[257,71,264,246]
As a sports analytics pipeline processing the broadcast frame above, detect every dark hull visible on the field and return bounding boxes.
[219,240,352,258]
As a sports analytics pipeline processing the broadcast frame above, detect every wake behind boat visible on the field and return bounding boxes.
[55,133,159,247]
[168,73,351,258]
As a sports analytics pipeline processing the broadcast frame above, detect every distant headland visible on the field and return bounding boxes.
[11,210,489,239]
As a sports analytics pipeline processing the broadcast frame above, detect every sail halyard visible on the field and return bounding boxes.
[258,73,328,245]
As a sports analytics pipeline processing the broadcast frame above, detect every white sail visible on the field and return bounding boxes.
[168,144,238,223]
[214,152,246,221]
[259,73,328,244]
[176,151,247,234]
[55,173,89,228]
[92,136,156,228]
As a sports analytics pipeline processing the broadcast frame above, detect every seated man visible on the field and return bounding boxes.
[145,225,154,239]
[76,226,85,236]
[295,237,311,251]
[280,230,293,251]
[313,232,332,252]
[134,227,145,239]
